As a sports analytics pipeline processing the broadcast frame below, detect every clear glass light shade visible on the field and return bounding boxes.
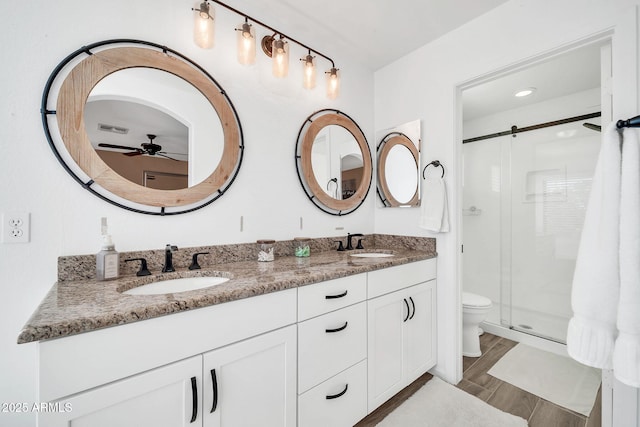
[272,38,289,78]
[193,1,214,49]
[326,67,340,99]
[236,22,256,65]
[302,54,316,89]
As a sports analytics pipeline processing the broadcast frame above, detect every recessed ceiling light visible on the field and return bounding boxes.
[514,87,536,98]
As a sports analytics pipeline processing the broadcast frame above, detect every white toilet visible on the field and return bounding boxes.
[462,292,492,357]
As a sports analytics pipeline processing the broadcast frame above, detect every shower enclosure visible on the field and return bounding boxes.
[462,119,601,343]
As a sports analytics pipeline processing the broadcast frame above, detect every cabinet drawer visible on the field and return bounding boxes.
[368,258,436,299]
[298,359,367,427]
[298,302,367,392]
[298,273,366,321]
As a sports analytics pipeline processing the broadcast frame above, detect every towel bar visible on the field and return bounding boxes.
[422,160,445,179]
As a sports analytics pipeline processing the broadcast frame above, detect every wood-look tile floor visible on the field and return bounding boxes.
[356,333,601,426]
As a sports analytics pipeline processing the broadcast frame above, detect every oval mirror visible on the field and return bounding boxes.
[296,110,372,215]
[41,39,243,215]
[376,120,421,207]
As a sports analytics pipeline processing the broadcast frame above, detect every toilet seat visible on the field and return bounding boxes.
[462,292,492,308]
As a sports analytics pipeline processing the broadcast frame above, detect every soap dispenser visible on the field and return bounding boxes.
[96,218,119,281]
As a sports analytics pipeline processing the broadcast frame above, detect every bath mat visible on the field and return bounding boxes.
[376,377,527,426]
[488,343,600,416]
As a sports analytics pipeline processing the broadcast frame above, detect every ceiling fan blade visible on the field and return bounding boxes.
[156,153,180,161]
[124,151,144,157]
[98,143,139,151]
[158,151,188,156]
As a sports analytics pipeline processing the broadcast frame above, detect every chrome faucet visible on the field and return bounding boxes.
[346,233,364,250]
[162,244,178,272]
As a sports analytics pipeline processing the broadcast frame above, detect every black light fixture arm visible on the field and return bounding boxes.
[207,0,336,68]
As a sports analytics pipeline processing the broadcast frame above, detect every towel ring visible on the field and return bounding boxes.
[422,160,444,179]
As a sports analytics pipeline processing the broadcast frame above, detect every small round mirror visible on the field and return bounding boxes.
[296,110,372,215]
[377,132,419,207]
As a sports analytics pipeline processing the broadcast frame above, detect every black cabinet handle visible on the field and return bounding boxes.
[403,298,410,322]
[409,297,416,320]
[326,384,349,400]
[190,376,198,423]
[210,369,218,413]
[325,290,348,299]
[325,321,348,333]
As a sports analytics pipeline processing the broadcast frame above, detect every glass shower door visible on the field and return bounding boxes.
[506,123,600,343]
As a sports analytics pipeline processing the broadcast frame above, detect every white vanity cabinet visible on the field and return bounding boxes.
[37,288,297,427]
[367,259,437,412]
[202,325,297,427]
[297,274,369,427]
[40,355,203,427]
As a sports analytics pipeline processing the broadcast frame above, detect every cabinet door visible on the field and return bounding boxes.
[203,325,297,427]
[40,355,202,427]
[367,290,406,411]
[404,280,437,384]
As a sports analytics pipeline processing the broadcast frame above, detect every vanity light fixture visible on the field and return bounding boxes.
[514,87,536,98]
[192,1,215,49]
[235,18,255,65]
[301,52,316,89]
[326,67,340,100]
[191,0,341,98]
[272,36,289,78]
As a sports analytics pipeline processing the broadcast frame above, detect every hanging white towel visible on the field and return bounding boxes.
[419,177,450,233]
[613,128,640,387]
[567,123,621,369]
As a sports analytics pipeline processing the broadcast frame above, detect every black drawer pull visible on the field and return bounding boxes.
[409,297,416,320]
[325,290,348,299]
[210,369,218,413]
[326,321,348,333]
[326,384,349,400]
[190,376,198,423]
[403,298,410,322]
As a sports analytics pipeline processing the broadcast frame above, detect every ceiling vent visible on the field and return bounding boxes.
[98,123,129,134]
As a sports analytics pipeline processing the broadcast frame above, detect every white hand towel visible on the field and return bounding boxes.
[419,177,450,233]
[567,123,621,369]
[613,128,640,386]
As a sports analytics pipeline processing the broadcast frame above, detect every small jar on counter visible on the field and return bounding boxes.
[257,239,275,262]
[294,237,310,257]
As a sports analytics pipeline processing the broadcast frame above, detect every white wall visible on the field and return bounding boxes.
[374,0,640,392]
[0,1,373,425]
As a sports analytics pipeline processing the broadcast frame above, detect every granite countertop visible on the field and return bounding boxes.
[18,245,436,344]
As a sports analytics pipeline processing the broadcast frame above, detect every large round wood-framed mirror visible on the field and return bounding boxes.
[41,39,243,215]
[295,109,372,215]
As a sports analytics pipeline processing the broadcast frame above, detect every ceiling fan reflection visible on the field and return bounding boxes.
[98,134,186,161]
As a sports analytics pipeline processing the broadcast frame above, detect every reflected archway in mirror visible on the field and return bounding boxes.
[41,39,243,215]
[295,109,372,215]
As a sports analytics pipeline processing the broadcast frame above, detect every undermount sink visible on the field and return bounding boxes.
[350,252,394,258]
[123,276,230,296]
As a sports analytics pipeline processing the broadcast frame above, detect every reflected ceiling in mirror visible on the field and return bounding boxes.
[41,39,243,214]
[376,119,421,207]
[296,109,372,215]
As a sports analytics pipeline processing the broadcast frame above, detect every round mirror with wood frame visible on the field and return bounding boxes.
[295,109,372,215]
[41,39,244,215]
[377,132,419,207]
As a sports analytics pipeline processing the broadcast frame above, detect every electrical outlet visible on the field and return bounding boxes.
[2,212,30,243]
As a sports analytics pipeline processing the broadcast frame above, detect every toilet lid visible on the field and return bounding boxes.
[463,292,492,308]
